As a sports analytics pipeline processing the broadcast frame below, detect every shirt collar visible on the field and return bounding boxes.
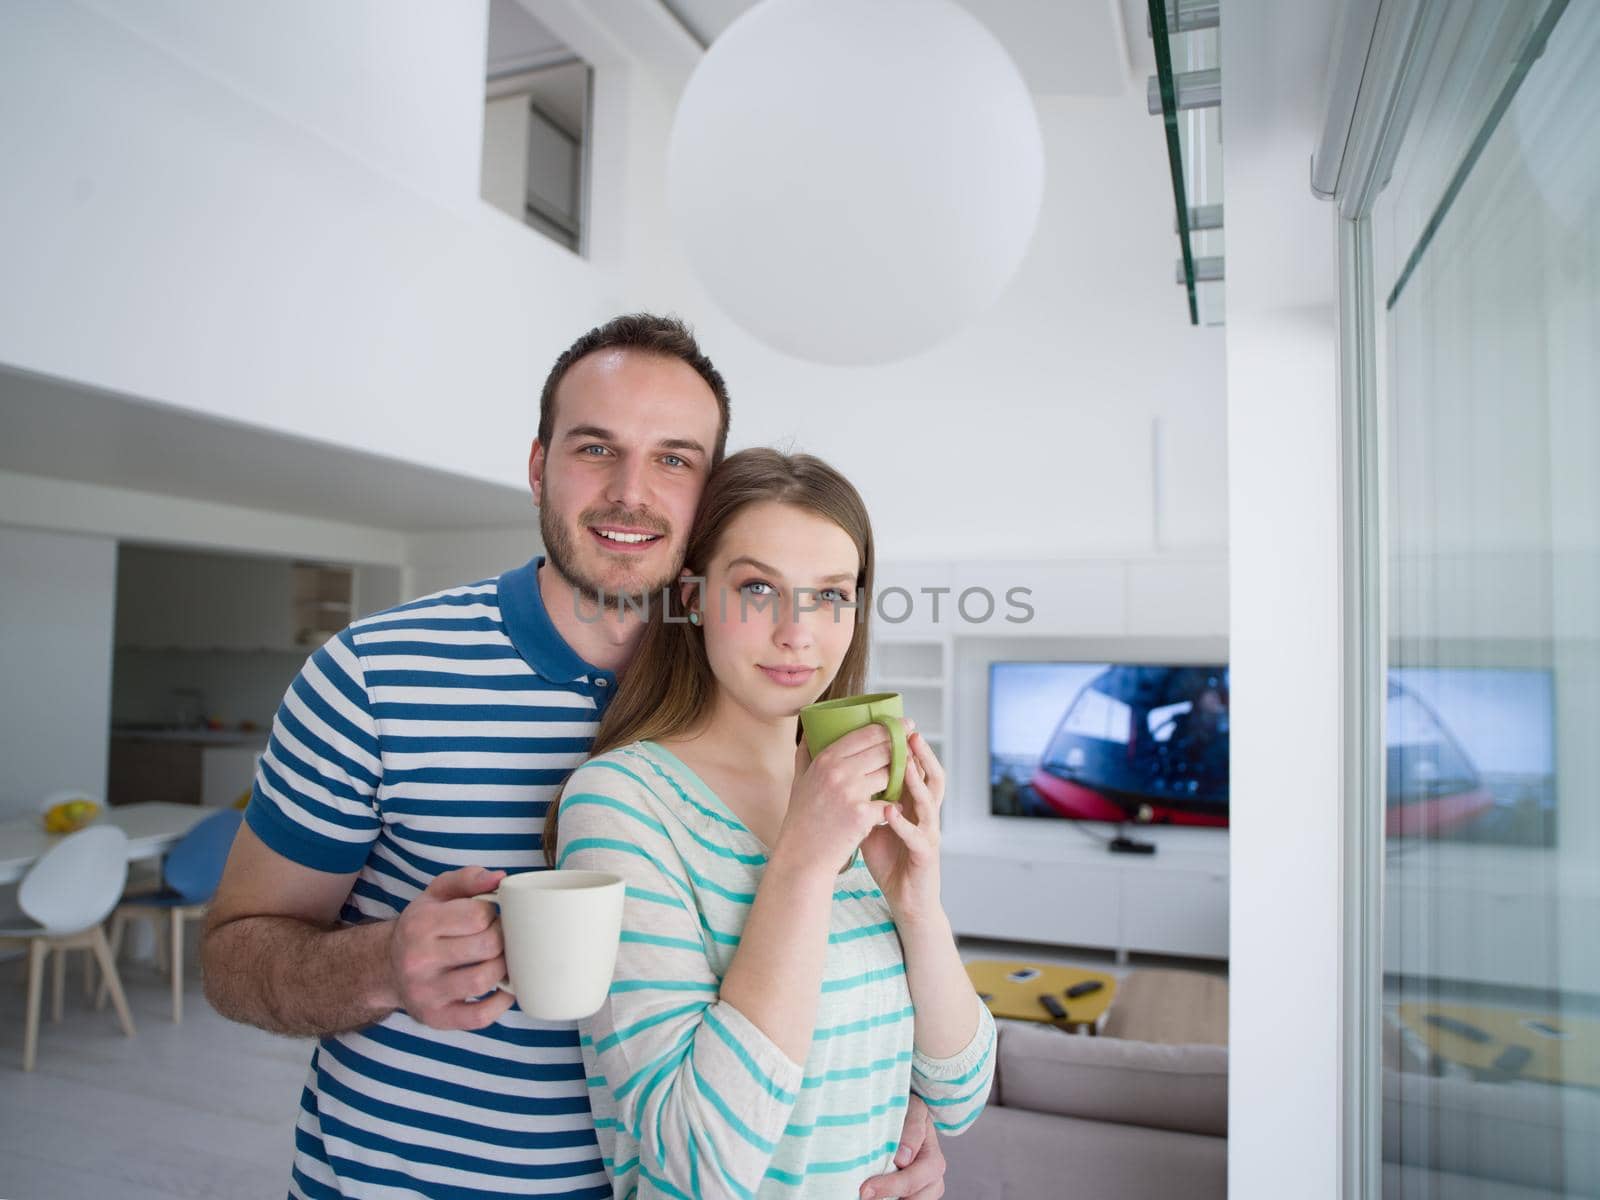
[497,556,613,686]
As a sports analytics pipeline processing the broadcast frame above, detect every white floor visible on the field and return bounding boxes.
[0,940,309,1200]
[0,932,1229,1199]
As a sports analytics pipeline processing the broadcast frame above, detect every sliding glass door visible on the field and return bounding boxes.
[1350,1,1600,1194]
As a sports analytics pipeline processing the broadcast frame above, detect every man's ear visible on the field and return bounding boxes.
[528,440,545,506]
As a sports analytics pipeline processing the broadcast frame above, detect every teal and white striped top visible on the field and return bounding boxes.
[555,740,995,1199]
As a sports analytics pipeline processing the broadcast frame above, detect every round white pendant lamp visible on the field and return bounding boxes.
[667,0,1046,366]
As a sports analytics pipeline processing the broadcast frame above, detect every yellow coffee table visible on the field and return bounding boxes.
[1397,1001,1600,1088]
[965,959,1117,1033]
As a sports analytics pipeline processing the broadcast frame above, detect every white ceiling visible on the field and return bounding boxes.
[486,0,573,77]
[0,367,536,533]
[660,0,1152,96]
[486,1,588,137]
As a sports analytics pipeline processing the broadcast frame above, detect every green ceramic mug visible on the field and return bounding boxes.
[800,692,907,805]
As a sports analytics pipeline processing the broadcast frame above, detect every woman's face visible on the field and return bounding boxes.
[690,501,862,724]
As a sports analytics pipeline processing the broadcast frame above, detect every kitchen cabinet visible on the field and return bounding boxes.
[116,546,356,651]
[109,732,265,807]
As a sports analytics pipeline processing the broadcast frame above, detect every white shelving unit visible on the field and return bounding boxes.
[867,635,952,775]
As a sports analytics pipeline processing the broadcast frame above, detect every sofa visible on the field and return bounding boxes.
[943,967,1599,1199]
[942,1019,1229,1198]
[943,968,1229,1199]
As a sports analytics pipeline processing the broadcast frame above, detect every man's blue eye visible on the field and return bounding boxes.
[581,445,610,456]
[662,455,686,468]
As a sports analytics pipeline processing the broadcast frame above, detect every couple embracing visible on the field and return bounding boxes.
[202,314,994,1199]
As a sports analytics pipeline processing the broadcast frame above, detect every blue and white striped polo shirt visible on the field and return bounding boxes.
[245,557,615,1200]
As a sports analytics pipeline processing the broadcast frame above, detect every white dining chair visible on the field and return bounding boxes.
[0,825,136,1071]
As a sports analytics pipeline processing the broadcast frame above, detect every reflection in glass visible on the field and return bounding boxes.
[1371,1,1600,1195]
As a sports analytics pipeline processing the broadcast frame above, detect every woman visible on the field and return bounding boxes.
[547,449,994,1198]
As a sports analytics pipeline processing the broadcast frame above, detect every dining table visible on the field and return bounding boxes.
[0,802,223,886]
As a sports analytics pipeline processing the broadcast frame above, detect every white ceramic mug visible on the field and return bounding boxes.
[483,870,626,1021]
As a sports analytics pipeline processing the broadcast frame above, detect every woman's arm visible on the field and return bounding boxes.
[719,726,899,1060]
[715,843,836,1063]
[896,907,987,1059]
[897,896,996,1135]
[863,732,996,1128]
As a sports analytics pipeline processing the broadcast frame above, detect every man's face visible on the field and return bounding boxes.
[531,349,721,606]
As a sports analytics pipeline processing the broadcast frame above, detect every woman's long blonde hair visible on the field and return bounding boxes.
[543,448,876,866]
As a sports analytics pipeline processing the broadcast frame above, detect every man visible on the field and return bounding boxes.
[202,314,949,1200]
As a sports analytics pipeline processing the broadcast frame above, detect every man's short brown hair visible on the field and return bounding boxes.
[539,313,731,464]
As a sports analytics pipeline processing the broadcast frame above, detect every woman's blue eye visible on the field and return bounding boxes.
[821,588,853,603]
[740,580,775,596]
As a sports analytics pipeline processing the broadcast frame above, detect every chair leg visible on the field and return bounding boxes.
[170,907,183,1024]
[98,911,127,1011]
[23,939,47,1072]
[89,926,135,1039]
[83,944,96,998]
[152,912,168,974]
[51,943,65,1023]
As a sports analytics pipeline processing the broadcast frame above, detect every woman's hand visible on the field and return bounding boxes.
[772,724,901,882]
[861,730,945,926]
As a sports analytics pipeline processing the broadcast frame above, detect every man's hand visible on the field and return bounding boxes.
[859,1095,945,1200]
[387,865,515,1030]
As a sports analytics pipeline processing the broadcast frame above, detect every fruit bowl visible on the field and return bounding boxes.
[41,791,102,834]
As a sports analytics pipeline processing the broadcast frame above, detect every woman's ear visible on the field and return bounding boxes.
[677,570,703,620]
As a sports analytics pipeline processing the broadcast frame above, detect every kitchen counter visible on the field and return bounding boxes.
[109,731,267,807]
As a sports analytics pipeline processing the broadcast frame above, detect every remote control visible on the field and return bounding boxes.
[1424,1014,1492,1043]
[1039,994,1068,1020]
[1066,980,1104,999]
[1492,1045,1532,1074]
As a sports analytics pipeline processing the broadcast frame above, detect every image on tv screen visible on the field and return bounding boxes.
[1386,666,1555,847]
[990,662,1230,827]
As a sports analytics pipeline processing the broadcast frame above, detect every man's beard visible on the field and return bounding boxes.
[540,502,678,612]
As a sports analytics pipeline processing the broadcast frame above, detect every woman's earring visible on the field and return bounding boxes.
[688,610,701,626]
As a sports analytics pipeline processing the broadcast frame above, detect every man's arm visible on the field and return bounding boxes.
[859,1096,946,1200]
[201,824,514,1038]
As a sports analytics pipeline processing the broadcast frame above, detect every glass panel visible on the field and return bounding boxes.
[1371,1,1600,1195]
[1150,3,1223,325]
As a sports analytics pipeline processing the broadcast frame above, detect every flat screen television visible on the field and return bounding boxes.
[989,661,1556,847]
[990,662,1231,827]
[1387,666,1555,846]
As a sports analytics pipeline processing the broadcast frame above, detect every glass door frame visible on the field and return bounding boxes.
[1338,211,1384,1200]
[1328,3,1444,1195]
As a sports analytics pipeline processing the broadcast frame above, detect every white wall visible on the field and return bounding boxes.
[0,0,1227,566]
[1222,0,1342,1195]
[403,527,546,600]
[0,1,614,488]
[75,0,488,212]
[609,72,1232,562]
[0,528,118,820]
